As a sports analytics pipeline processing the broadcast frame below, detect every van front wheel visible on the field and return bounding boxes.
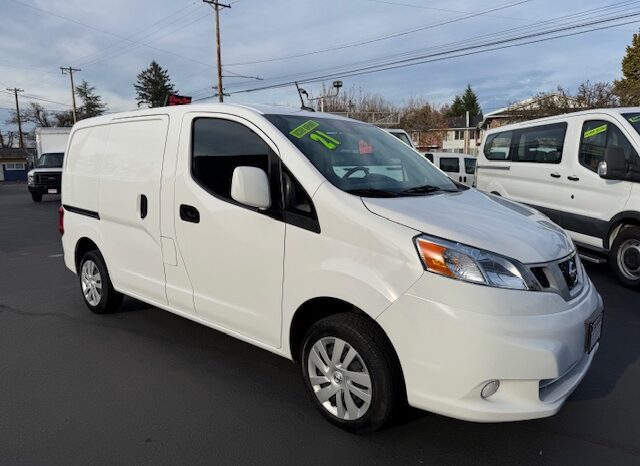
[31,193,42,202]
[610,226,640,290]
[79,251,123,313]
[300,313,400,433]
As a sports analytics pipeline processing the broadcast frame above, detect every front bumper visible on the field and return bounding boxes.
[28,184,61,194]
[376,271,602,422]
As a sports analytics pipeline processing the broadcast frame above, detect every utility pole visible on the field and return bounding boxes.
[6,88,24,149]
[202,1,231,102]
[60,66,81,123]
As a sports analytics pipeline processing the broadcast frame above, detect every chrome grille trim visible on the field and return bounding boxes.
[526,251,583,301]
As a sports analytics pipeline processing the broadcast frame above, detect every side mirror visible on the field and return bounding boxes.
[599,147,627,180]
[231,166,271,210]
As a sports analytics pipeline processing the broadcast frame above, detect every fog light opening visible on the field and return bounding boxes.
[481,380,500,399]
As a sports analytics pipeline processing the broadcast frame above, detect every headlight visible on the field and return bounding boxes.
[27,174,34,185]
[414,234,540,291]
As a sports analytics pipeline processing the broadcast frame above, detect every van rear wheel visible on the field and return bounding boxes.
[79,251,122,313]
[300,313,401,433]
[610,226,640,290]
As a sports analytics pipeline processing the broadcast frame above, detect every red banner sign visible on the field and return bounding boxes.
[165,94,192,106]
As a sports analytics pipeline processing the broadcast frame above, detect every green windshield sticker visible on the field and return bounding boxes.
[290,120,319,138]
[629,115,640,123]
[584,124,608,139]
[310,130,341,150]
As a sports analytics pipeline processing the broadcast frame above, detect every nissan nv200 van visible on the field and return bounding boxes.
[60,104,602,433]
[477,108,640,290]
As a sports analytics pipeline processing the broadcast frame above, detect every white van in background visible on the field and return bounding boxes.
[477,108,640,289]
[384,128,416,149]
[425,152,476,187]
[60,104,601,432]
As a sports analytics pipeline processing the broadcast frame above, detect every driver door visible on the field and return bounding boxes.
[173,115,285,348]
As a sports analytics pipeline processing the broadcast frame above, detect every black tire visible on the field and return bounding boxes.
[78,250,123,314]
[609,226,640,290]
[300,312,402,434]
[31,192,42,202]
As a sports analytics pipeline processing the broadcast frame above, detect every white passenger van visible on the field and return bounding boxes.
[384,128,416,149]
[477,108,640,289]
[61,104,602,433]
[424,152,476,186]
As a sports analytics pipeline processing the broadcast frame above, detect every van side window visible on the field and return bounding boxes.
[464,158,476,174]
[192,118,270,200]
[424,153,434,162]
[281,165,320,233]
[484,132,512,160]
[579,120,637,173]
[514,123,566,163]
[439,157,460,173]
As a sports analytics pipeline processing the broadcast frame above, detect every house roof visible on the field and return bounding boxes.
[0,148,29,160]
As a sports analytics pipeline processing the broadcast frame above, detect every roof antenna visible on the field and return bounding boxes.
[295,82,315,112]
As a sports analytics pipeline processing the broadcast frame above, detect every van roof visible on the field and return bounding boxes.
[484,107,640,134]
[70,103,350,130]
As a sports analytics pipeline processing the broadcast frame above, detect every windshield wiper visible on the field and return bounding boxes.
[346,188,400,198]
[400,184,458,195]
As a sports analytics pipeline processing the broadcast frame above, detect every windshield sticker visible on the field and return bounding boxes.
[310,130,341,150]
[584,124,608,139]
[359,140,373,154]
[290,120,319,138]
[628,115,640,123]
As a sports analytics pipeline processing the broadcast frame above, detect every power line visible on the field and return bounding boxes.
[219,11,640,97]
[218,0,640,92]
[224,0,531,66]
[11,0,216,86]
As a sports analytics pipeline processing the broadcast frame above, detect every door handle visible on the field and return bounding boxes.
[550,172,561,178]
[567,175,580,181]
[180,204,200,223]
[139,194,148,219]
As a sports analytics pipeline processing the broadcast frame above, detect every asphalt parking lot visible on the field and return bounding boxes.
[0,181,639,465]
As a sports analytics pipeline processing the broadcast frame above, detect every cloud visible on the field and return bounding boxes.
[1,0,637,132]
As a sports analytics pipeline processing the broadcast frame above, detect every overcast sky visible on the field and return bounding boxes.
[1,0,639,132]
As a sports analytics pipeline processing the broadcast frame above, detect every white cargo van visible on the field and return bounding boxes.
[477,108,640,289]
[384,128,416,149]
[60,104,602,432]
[424,152,476,187]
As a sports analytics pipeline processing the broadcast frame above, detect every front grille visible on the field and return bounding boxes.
[531,267,550,288]
[526,252,581,300]
[35,172,62,184]
[558,256,579,290]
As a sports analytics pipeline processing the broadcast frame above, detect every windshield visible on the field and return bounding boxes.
[624,113,640,136]
[36,153,64,168]
[465,157,476,174]
[265,115,459,197]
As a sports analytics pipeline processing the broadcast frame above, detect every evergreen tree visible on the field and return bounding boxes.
[461,84,482,117]
[447,84,482,117]
[614,32,640,106]
[448,96,465,117]
[76,80,107,118]
[134,61,176,108]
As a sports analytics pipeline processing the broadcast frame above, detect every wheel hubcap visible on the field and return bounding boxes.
[618,239,640,280]
[81,260,102,306]
[307,336,372,421]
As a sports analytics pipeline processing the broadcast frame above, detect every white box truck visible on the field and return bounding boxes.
[28,127,71,202]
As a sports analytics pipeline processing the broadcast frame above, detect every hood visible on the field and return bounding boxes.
[28,167,62,175]
[363,189,574,264]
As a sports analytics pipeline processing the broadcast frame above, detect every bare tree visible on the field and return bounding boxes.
[0,130,15,148]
